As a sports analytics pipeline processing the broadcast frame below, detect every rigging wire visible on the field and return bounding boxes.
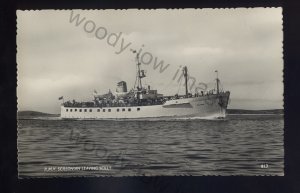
[162,77,177,93]
[176,76,183,95]
[134,58,138,89]
[161,66,184,94]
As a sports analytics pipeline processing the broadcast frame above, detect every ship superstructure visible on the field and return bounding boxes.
[60,53,230,119]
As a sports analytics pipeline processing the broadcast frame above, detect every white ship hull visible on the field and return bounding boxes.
[60,92,230,119]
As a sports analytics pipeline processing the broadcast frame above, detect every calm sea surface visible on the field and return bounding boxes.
[18,114,284,177]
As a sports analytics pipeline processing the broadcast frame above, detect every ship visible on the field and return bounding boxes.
[60,52,230,119]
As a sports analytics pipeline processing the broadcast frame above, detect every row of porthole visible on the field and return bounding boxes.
[65,108,141,112]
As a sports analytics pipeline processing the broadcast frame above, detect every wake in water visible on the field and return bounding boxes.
[172,114,226,121]
[18,116,63,121]
[18,113,282,122]
[21,115,227,122]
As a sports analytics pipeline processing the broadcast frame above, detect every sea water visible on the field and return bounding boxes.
[18,114,284,177]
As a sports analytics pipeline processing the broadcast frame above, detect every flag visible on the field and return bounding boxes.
[58,96,63,100]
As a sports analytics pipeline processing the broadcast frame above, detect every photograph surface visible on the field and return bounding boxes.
[17,8,283,177]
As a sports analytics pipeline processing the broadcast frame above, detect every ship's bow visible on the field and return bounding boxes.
[217,91,230,118]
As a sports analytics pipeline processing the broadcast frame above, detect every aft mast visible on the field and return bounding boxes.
[183,66,188,97]
[215,70,220,94]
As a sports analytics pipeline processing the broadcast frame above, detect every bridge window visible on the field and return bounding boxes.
[128,108,131,112]
[117,109,119,112]
[66,109,68,112]
[137,108,140,111]
[70,109,72,112]
[122,108,125,112]
[84,109,87,112]
[89,109,92,112]
[79,109,82,112]
[75,109,77,112]
[108,109,111,112]
[103,109,106,112]
[97,109,100,112]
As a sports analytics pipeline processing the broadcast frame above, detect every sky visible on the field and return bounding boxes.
[17,8,283,114]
